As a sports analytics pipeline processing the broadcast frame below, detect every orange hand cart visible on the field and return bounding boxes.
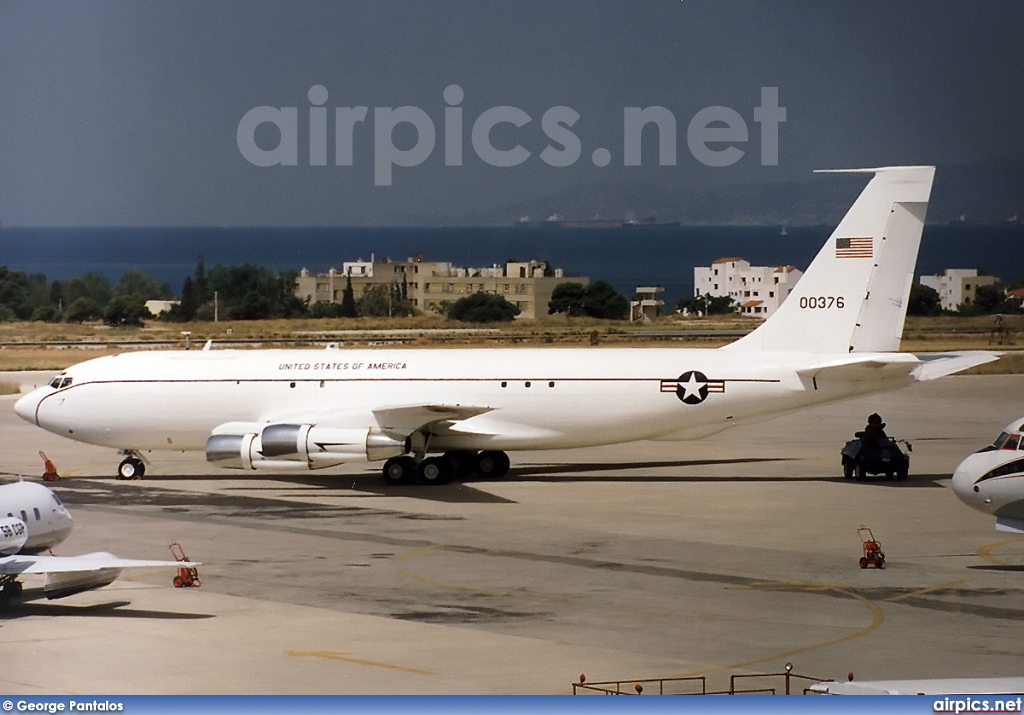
[857,526,885,569]
[169,541,201,588]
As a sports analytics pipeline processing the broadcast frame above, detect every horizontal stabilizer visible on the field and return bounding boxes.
[796,354,922,383]
[912,351,1001,381]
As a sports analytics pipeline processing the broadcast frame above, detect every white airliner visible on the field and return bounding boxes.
[952,417,1024,532]
[14,166,997,485]
[0,480,187,600]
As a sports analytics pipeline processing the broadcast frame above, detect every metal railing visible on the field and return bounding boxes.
[572,665,831,695]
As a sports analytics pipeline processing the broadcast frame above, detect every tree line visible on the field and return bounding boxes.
[0,258,633,325]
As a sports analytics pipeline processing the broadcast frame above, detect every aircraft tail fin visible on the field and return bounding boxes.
[725,166,935,354]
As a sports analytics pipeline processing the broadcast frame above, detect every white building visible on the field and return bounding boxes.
[919,269,999,312]
[693,257,802,319]
[630,286,664,323]
[144,299,179,316]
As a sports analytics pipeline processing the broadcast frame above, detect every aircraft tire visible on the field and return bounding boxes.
[418,456,453,485]
[855,463,866,480]
[444,450,477,479]
[2,580,23,596]
[476,450,510,478]
[843,460,854,479]
[118,457,145,480]
[382,456,417,485]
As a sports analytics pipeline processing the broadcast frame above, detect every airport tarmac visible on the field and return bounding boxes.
[2,369,1024,694]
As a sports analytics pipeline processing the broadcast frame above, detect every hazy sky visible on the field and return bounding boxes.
[1,1,1022,226]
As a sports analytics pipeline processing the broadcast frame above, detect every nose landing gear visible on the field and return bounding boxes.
[117,452,147,480]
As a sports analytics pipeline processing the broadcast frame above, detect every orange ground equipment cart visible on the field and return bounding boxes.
[857,526,885,569]
[39,451,59,481]
[169,541,201,588]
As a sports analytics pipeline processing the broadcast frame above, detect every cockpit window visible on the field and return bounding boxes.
[60,377,72,388]
[49,377,62,388]
[1001,434,1023,451]
[48,374,72,389]
[50,492,63,507]
[993,432,1011,449]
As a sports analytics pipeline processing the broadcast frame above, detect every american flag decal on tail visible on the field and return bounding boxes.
[835,237,873,259]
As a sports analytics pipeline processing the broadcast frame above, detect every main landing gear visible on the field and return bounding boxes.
[1,575,24,608]
[381,450,511,486]
[117,451,146,480]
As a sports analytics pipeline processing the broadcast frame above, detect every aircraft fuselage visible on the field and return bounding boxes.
[16,346,915,455]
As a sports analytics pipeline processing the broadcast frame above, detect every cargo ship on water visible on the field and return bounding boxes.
[514,214,680,228]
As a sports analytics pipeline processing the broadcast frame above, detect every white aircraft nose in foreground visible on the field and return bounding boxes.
[952,418,1024,532]
[0,480,189,600]
[15,166,997,484]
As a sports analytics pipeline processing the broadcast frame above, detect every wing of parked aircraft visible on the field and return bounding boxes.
[0,480,193,600]
[1,551,193,599]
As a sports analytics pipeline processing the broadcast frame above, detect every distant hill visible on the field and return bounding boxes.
[382,161,1024,227]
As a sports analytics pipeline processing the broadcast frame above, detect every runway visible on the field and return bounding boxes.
[2,370,1024,694]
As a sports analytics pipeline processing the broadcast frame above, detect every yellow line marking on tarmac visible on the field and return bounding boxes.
[978,539,1018,566]
[286,650,434,675]
[677,579,885,679]
[885,578,968,602]
[400,534,886,673]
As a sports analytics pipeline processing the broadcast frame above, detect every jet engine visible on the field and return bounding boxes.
[206,423,408,470]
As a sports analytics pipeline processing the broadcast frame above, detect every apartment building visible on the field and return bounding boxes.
[295,255,587,319]
[693,257,803,319]
[919,269,999,312]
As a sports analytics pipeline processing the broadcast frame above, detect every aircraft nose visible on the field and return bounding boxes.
[951,455,987,511]
[14,387,45,425]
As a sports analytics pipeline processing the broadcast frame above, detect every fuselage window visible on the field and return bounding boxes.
[33,508,40,520]
[20,510,27,522]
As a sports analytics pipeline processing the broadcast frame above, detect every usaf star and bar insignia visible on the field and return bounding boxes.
[659,370,726,405]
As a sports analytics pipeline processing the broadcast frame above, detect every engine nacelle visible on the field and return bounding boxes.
[0,516,28,556]
[206,424,407,470]
[44,567,120,599]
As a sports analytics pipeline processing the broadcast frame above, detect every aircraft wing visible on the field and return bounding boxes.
[0,552,193,599]
[371,404,495,435]
[255,403,497,438]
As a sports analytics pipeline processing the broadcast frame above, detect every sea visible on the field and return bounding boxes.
[1,223,1022,306]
